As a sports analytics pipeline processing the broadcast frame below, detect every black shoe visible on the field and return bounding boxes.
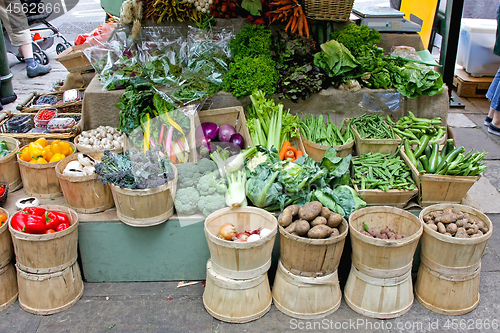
[26,64,52,78]
[485,116,493,127]
[488,123,500,136]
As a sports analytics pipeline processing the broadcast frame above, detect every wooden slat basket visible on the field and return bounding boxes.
[17,141,76,198]
[0,114,82,147]
[352,124,402,156]
[0,137,22,191]
[415,204,493,315]
[9,205,79,274]
[278,219,348,277]
[204,207,278,280]
[16,261,83,315]
[0,263,18,311]
[109,163,177,227]
[55,153,115,214]
[300,133,354,162]
[303,0,354,21]
[0,208,12,269]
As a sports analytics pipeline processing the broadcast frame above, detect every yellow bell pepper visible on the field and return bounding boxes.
[59,141,72,156]
[50,140,63,154]
[20,147,31,162]
[30,157,47,163]
[28,142,44,159]
[34,138,48,148]
[42,146,53,162]
[49,153,65,163]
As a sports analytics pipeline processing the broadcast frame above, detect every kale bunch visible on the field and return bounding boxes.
[116,82,156,135]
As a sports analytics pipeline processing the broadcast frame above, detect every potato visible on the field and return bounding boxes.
[446,223,458,235]
[311,216,327,227]
[423,214,432,222]
[476,230,484,236]
[379,233,388,239]
[330,228,340,238]
[467,225,479,235]
[443,206,453,214]
[443,232,452,237]
[435,213,459,224]
[475,220,486,230]
[286,204,300,217]
[278,210,293,227]
[456,227,469,238]
[437,222,446,234]
[307,225,333,239]
[456,219,466,227]
[427,224,438,232]
[368,228,380,238]
[295,220,311,236]
[471,233,483,238]
[320,207,331,219]
[463,222,472,230]
[482,226,489,234]
[360,230,373,237]
[327,213,343,228]
[298,201,323,221]
[285,221,297,234]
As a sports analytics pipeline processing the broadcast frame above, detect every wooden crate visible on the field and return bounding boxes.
[351,124,402,156]
[55,43,94,73]
[401,143,479,207]
[453,67,493,98]
[353,149,419,208]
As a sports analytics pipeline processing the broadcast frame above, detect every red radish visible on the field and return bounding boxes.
[219,223,237,240]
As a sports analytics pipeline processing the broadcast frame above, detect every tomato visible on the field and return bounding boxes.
[45,229,56,234]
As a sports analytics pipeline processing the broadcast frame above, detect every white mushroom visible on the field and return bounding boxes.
[78,153,96,166]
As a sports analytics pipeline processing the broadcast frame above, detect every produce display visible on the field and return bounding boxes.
[76,126,123,151]
[62,154,97,177]
[351,113,396,139]
[218,223,272,242]
[0,140,11,157]
[95,148,175,189]
[300,115,353,147]
[278,201,343,239]
[352,151,416,191]
[11,207,70,234]
[404,140,487,176]
[19,138,73,163]
[390,112,446,144]
[361,222,404,239]
[423,207,489,238]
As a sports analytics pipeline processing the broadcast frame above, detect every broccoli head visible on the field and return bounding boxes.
[197,158,218,176]
[177,162,201,188]
[198,193,226,217]
[197,173,219,196]
[174,187,200,215]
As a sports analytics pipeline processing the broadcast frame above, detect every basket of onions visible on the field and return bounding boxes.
[204,207,277,280]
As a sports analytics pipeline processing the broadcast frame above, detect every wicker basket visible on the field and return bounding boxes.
[0,113,82,146]
[303,0,354,21]
[17,89,85,114]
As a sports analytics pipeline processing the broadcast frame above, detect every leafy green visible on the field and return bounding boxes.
[330,24,381,57]
[389,62,445,98]
[223,56,278,99]
[331,185,367,217]
[314,40,359,78]
[246,164,283,209]
[116,82,156,135]
[320,148,351,184]
[241,0,262,16]
[229,24,272,59]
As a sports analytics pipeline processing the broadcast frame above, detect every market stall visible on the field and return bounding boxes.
[0,0,492,322]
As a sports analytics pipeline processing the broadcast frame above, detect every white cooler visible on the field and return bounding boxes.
[457,18,500,77]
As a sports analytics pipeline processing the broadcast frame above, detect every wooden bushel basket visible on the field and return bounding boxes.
[203,260,271,323]
[272,261,341,319]
[17,141,76,199]
[345,206,423,319]
[17,262,83,315]
[0,208,12,269]
[0,137,22,191]
[9,205,79,274]
[109,163,177,227]
[55,153,114,213]
[279,219,348,277]
[0,263,18,311]
[301,133,354,162]
[415,204,492,315]
[204,207,277,280]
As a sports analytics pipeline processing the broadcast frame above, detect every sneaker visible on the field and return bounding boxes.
[485,116,493,126]
[488,123,500,136]
[26,64,52,78]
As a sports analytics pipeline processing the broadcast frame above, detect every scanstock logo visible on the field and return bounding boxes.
[5,0,80,22]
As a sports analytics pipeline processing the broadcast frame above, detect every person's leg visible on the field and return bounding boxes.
[486,67,500,126]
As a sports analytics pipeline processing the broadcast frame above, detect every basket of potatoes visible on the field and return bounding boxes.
[277,201,348,277]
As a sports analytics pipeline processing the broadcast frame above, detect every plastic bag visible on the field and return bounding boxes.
[140,38,185,86]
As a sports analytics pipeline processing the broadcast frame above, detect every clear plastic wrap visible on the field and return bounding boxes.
[140,37,186,86]
[47,118,77,133]
[34,108,57,128]
[62,89,84,103]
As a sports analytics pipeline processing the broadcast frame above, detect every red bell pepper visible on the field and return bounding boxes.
[23,207,46,216]
[23,215,47,234]
[56,223,69,232]
[51,211,70,226]
[11,212,29,231]
[44,211,61,230]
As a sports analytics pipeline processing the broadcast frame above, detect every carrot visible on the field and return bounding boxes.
[285,16,293,31]
[295,150,304,159]
[303,13,309,37]
[285,150,295,160]
[287,146,298,154]
[290,15,298,33]
[293,6,300,16]
[298,13,303,36]
[279,141,292,160]
[278,4,295,11]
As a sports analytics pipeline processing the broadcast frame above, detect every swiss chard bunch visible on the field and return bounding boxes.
[272,31,326,102]
[116,82,157,135]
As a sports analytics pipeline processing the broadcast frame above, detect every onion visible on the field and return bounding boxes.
[229,133,245,149]
[218,124,236,142]
[219,223,237,241]
[196,122,219,142]
[236,232,250,241]
[260,228,272,238]
[247,234,261,242]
